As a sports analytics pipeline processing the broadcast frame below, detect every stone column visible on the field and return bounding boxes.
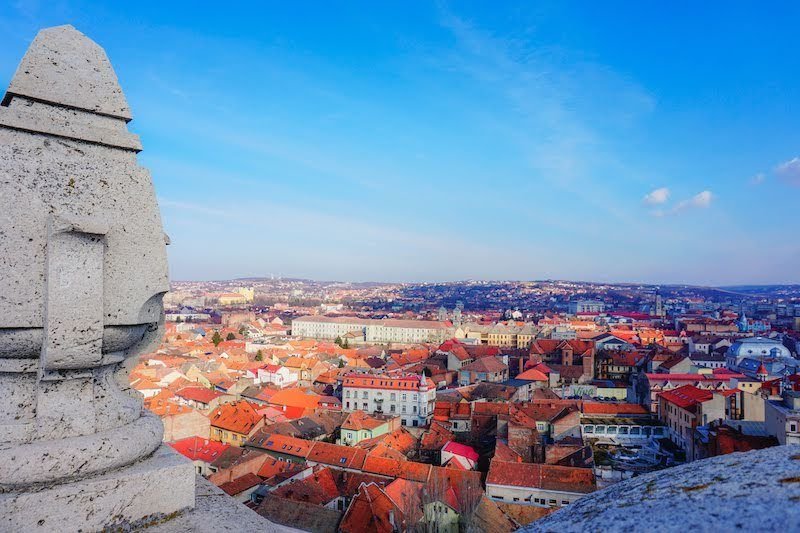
[0,25,194,530]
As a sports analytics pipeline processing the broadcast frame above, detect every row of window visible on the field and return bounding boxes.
[344,401,423,414]
[492,495,569,506]
[582,425,665,436]
[344,390,414,401]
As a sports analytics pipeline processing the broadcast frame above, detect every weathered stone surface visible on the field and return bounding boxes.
[2,25,132,120]
[0,24,191,530]
[150,477,300,533]
[526,445,800,533]
[0,446,195,532]
[0,24,168,451]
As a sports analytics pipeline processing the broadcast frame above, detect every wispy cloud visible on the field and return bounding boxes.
[674,190,714,212]
[643,187,670,205]
[434,6,655,226]
[650,190,714,217]
[749,172,766,185]
[775,157,800,186]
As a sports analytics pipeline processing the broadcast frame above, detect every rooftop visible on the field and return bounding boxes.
[526,445,800,532]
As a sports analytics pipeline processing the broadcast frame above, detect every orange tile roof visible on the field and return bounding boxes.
[487,460,596,494]
[144,390,193,416]
[271,467,341,505]
[342,411,394,431]
[248,432,312,458]
[516,368,549,381]
[340,482,405,533]
[256,456,299,479]
[362,456,431,483]
[307,441,368,470]
[218,472,262,496]
[209,400,262,435]
[268,388,321,410]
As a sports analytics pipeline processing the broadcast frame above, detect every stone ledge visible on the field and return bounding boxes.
[0,445,194,532]
[526,445,800,533]
[149,477,299,533]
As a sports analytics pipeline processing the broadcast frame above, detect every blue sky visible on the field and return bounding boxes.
[2,1,799,285]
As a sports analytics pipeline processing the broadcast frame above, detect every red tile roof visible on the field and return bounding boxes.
[442,441,479,462]
[256,457,301,480]
[486,460,596,494]
[176,386,223,404]
[362,456,431,483]
[461,357,508,373]
[658,384,714,409]
[517,367,549,381]
[340,482,405,533]
[248,432,312,458]
[270,467,342,505]
[581,402,649,416]
[169,436,230,463]
[342,411,394,431]
[307,441,368,470]
[218,472,262,496]
[343,373,434,391]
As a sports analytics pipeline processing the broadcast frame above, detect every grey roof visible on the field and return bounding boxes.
[690,352,726,361]
[721,420,769,437]
[499,378,529,388]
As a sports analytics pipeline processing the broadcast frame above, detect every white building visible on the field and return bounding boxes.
[341,373,436,427]
[256,365,297,388]
[568,300,605,314]
[765,389,800,445]
[292,316,452,344]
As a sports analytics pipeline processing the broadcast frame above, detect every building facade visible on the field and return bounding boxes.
[292,316,452,344]
[342,373,436,427]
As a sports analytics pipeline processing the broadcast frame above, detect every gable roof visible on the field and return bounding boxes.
[218,472,262,496]
[209,400,262,434]
[461,357,508,373]
[486,460,596,494]
[658,384,714,410]
[176,386,223,404]
[442,441,479,462]
[516,367,549,381]
[340,482,405,533]
[169,436,230,463]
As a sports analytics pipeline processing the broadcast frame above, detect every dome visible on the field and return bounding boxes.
[727,337,791,360]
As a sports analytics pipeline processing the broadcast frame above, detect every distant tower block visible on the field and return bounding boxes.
[654,289,665,317]
[0,25,194,529]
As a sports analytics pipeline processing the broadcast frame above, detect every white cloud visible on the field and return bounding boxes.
[750,173,765,185]
[674,190,713,212]
[775,157,800,186]
[649,190,714,216]
[643,187,670,205]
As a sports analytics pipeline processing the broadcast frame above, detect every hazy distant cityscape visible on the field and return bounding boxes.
[129,275,800,529]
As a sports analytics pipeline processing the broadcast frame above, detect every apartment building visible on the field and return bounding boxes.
[292,316,452,344]
[342,373,436,427]
[658,384,726,460]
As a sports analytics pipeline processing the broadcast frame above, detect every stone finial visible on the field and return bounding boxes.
[0,25,194,530]
[2,25,132,120]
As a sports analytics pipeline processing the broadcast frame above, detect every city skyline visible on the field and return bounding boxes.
[2,2,799,284]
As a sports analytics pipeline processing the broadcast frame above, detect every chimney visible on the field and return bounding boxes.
[389,510,396,529]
